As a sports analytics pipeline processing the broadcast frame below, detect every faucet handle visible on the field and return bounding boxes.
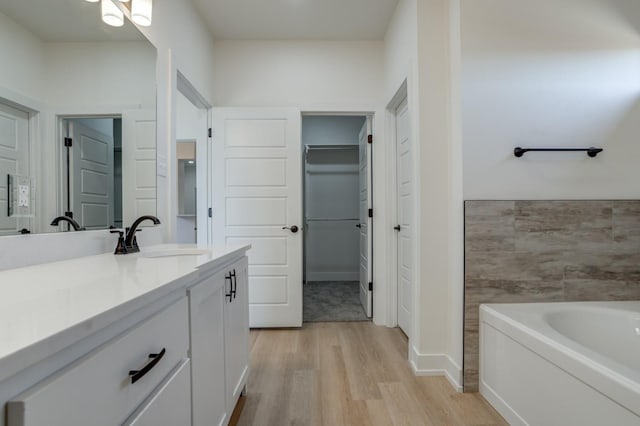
[111,230,127,255]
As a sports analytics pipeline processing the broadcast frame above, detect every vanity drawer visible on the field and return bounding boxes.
[7,297,189,426]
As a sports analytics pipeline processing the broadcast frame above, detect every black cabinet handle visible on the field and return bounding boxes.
[129,348,166,384]
[225,273,233,302]
[231,269,237,300]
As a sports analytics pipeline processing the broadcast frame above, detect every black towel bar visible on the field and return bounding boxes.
[514,147,603,158]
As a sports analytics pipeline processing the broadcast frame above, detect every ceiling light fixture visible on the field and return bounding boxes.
[131,0,152,27]
[101,0,124,27]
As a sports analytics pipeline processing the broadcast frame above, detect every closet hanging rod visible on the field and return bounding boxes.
[305,144,359,153]
[514,147,603,158]
[306,218,359,222]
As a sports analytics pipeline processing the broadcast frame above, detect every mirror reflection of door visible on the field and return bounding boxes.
[62,117,122,230]
[0,102,31,236]
[176,141,196,243]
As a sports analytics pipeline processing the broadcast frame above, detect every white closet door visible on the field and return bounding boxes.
[358,119,373,318]
[0,102,30,235]
[69,120,114,230]
[122,110,156,226]
[212,108,302,328]
[395,98,412,335]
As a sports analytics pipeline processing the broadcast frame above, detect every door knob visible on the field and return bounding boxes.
[282,225,299,233]
[356,224,362,229]
[394,225,401,231]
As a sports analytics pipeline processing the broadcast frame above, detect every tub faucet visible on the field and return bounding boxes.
[123,215,161,253]
[50,215,85,231]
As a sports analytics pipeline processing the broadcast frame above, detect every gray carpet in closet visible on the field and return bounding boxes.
[303,281,369,322]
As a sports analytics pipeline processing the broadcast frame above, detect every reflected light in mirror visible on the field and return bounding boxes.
[101,0,124,27]
[132,0,152,27]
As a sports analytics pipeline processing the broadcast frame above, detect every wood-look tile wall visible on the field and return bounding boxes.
[463,200,640,392]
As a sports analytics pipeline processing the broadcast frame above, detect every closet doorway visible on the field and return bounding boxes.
[60,117,122,230]
[302,115,373,322]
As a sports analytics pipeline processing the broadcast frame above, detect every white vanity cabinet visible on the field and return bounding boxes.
[0,245,250,426]
[6,297,190,426]
[189,256,250,425]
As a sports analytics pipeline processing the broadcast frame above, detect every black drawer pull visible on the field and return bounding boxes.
[129,348,166,384]
[225,273,233,302]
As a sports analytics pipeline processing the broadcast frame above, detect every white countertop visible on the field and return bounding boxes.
[0,244,249,383]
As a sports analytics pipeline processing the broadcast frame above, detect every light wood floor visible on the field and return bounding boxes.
[235,322,507,426]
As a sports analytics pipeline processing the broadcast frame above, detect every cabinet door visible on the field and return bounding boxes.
[123,359,191,426]
[224,256,250,414]
[189,271,227,426]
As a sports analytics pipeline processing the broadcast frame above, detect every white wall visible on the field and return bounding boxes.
[384,0,417,102]
[44,42,156,109]
[213,41,384,108]
[383,0,464,385]
[0,11,45,103]
[176,91,206,141]
[403,0,462,388]
[462,0,640,200]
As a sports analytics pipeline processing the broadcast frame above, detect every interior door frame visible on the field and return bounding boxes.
[176,71,212,245]
[301,110,375,316]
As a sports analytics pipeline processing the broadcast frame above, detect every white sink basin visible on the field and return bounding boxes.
[140,248,211,258]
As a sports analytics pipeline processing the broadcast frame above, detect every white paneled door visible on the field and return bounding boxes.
[69,120,114,230]
[212,108,302,328]
[0,102,30,235]
[122,110,156,226]
[395,98,412,336]
[358,119,373,318]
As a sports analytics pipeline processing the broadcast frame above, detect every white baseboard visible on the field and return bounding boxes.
[409,346,463,392]
[306,272,359,282]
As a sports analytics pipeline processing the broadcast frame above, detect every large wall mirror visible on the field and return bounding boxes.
[0,0,157,235]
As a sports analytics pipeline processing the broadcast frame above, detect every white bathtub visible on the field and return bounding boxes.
[479,301,640,426]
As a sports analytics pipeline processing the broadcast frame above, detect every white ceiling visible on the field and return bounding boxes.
[192,0,400,41]
[0,0,144,42]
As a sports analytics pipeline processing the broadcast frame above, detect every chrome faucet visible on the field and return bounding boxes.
[116,215,161,254]
[50,215,85,231]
